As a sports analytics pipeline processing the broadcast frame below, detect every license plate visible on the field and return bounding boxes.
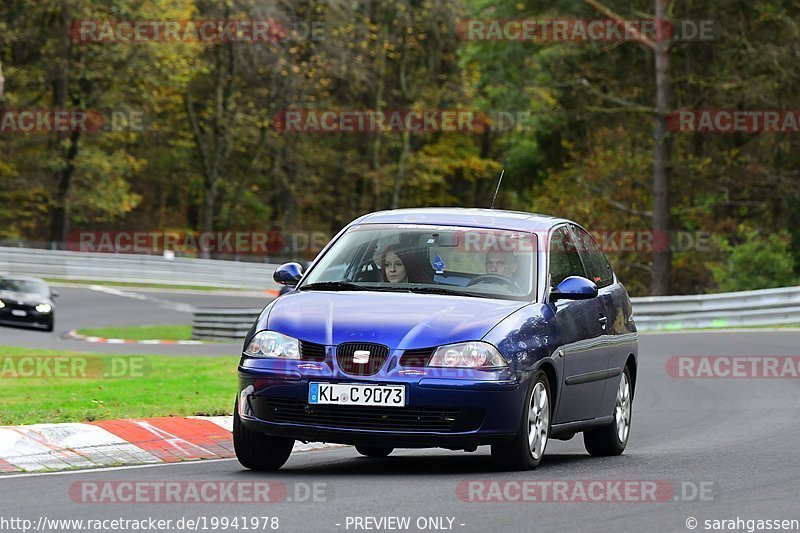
[11,310,27,317]
[308,382,406,407]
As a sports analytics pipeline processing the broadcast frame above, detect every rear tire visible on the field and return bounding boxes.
[491,370,551,471]
[355,445,393,458]
[583,366,632,457]
[233,401,294,470]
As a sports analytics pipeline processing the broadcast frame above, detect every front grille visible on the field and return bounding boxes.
[256,397,463,432]
[1,301,33,312]
[400,347,435,367]
[300,341,327,361]
[335,343,389,375]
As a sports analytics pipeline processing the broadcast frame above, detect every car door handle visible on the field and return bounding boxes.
[598,316,608,329]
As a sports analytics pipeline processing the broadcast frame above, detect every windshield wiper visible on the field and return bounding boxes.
[354,284,468,296]
[299,281,368,291]
[404,286,468,296]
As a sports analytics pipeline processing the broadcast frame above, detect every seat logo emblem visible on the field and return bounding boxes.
[353,350,370,364]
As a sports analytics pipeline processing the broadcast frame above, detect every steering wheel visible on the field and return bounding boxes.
[467,274,520,291]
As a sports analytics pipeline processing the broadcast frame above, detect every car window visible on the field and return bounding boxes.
[570,225,615,288]
[301,224,538,301]
[0,279,49,295]
[548,226,586,287]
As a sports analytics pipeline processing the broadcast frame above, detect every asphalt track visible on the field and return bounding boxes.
[1,330,799,532]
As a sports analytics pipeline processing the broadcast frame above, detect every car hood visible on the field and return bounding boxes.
[266,291,527,349]
[0,290,51,307]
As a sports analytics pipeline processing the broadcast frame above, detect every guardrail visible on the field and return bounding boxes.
[192,307,264,340]
[630,286,800,331]
[192,286,800,341]
[0,246,281,290]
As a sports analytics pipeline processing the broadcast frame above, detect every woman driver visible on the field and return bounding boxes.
[381,245,409,283]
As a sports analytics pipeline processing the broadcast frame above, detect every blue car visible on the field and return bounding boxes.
[234,208,637,470]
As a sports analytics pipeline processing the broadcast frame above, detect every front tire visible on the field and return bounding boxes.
[44,316,54,332]
[355,445,393,458]
[233,402,294,471]
[583,366,632,456]
[491,370,551,470]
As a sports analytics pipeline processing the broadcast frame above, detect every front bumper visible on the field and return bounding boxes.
[0,308,52,329]
[238,355,526,449]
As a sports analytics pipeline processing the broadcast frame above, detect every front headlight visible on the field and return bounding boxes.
[427,341,507,369]
[244,330,300,359]
[0,300,5,308]
[35,303,52,313]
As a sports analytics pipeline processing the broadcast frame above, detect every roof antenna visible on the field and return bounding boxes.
[490,169,505,209]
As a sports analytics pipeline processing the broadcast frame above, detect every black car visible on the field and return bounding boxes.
[0,276,57,332]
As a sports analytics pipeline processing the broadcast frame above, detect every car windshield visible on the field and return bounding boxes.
[0,279,49,295]
[301,224,537,301]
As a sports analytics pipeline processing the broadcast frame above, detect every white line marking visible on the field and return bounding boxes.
[0,457,239,479]
[66,329,207,345]
[0,444,350,480]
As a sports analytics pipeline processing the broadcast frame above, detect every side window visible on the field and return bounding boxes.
[548,226,586,287]
[571,225,614,288]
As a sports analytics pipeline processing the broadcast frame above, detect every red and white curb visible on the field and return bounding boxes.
[65,330,206,345]
[0,416,340,473]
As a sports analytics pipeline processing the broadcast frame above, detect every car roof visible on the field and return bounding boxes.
[354,207,571,232]
[0,275,48,284]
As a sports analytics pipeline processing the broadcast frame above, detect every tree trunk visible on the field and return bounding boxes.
[369,26,388,211]
[583,0,671,295]
[49,131,81,246]
[0,60,5,140]
[48,0,74,247]
[391,129,410,209]
[651,0,672,295]
[202,175,217,234]
[185,36,236,258]
[274,145,295,229]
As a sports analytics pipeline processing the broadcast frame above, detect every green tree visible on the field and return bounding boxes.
[710,229,796,293]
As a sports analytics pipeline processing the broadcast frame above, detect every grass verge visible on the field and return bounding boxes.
[75,324,193,341]
[0,346,236,425]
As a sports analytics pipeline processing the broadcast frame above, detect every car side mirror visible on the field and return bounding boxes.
[549,276,598,303]
[50,289,59,298]
[273,262,304,287]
